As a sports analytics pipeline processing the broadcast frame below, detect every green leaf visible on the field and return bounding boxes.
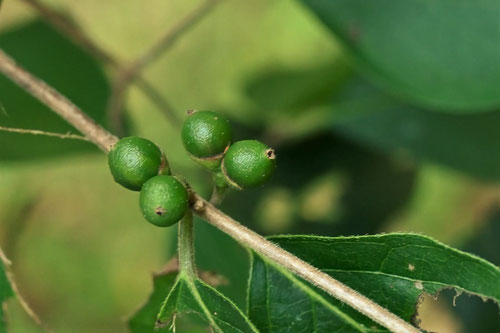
[128,268,178,333]
[157,273,258,333]
[301,0,500,111]
[248,233,500,332]
[331,78,500,181]
[0,261,13,333]
[0,19,117,160]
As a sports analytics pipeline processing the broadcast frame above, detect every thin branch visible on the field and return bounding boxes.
[126,0,219,82]
[0,126,90,141]
[19,0,180,125]
[0,247,53,333]
[0,50,117,152]
[106,0,219,130]
[0,50,420,333]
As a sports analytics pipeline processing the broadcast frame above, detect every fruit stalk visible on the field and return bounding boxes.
[178,210,196,277]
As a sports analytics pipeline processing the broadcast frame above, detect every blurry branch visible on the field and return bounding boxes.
[0,126,90,141]
[121,0,219,81]
[107,0,220,134]
[1,194,40,262]
[0,50,421,333]
[0,246,53,333]
[19,0,180,129]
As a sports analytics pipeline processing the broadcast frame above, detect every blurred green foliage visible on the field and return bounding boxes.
[0,0,499,332]
[302,0,500,111]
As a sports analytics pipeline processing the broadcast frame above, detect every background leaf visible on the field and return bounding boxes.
[158,273,258,333]
[0,19,117,161]
[0,261,13,333]
[301,0,500,111]
[331,78,500,181]
[248,233,500,332]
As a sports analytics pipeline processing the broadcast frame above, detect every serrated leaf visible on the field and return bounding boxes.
[0,19,117,161]
[301,0,500,111]
[0,261,13,333]
[248,233,500,332]
[331,78,500,181]
[157,273,258,333]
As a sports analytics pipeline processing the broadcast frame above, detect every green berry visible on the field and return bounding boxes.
[139,175,189,227]
[181,110,232,170]
[222,140,276,189]
[108,136,168,191]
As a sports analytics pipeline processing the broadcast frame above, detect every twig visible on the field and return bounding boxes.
[0,50,117,152]
[0,126,90,141]
[0,246,53,333]
[19,0,180,125]
[0,49,421,333]
[106,0,219,131]
[125,0,219,82]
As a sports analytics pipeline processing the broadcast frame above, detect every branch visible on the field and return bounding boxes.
[0,126,90,141]
[106,0,219,131]
[0,50,117,152]
[125,0,219,82]
[0,49,420,333]
[0,247,53,333]
[19,0,180,125]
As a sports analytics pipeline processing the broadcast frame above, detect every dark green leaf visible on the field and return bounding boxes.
[128,268,178,333]
[249,233,500,332]
[301,0,500,111]
[0,19,117,160]
[158,273,258,333]
[0,261,13,333]
[331,78,500,181]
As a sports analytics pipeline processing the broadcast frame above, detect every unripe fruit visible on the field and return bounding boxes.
[139,175,189,227]
[108,136,169,191]
[222,140,276,189]
[181,110,232,170]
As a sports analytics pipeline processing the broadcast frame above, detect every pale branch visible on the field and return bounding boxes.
[0,50,117,152]
[0,49,421,333]
[19,0,180,125]
[192,195,420,333]
[0,246,53,333]
[0,126,90,141]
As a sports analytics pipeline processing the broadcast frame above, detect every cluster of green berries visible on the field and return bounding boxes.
[182,110,276,189]
[108,137,188,227]
[107,110,276,228]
